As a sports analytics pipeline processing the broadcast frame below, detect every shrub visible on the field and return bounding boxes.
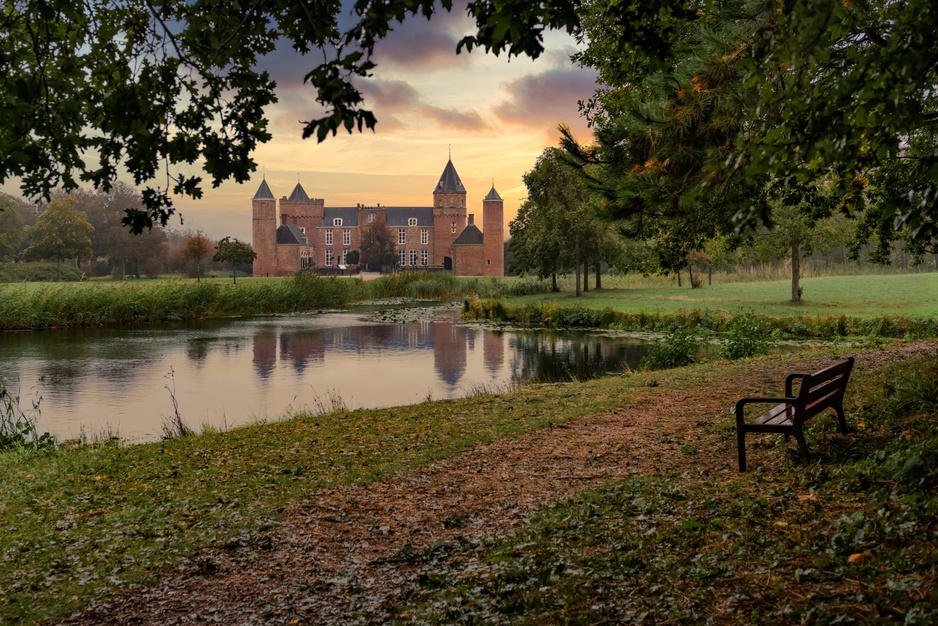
[640,326,701,371]
[721,311,770,360]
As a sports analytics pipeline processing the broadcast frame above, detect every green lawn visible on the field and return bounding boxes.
[505,272,938,318]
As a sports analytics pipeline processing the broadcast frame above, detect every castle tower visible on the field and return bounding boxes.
[280,181,325,239]
[482,184,504,277]
[252,178,277,277]
[432,158,467,267]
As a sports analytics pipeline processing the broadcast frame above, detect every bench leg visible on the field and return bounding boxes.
[737,427,747,472]
[794,429,810,462]
[835,405,849,434]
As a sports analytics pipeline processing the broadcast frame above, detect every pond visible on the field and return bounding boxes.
[0,307,656,443]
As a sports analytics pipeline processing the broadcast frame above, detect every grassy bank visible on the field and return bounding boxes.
[404,355,938,623]
[462,273,938,339]
[499,273,938,318]
[1,344,936,623]
[0,271,529,330]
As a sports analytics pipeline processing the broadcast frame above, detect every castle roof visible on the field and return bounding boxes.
[434,159,465,193]
[276,223,308,245]
[253,178,274,199]
[288,182,309,201]
[386,207,434,226]
[453,223,484,245]
[484,185,502,201]
[321,207,359,227]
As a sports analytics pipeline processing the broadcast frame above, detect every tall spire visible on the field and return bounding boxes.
[435,156,465,192]
[254,178,274,199]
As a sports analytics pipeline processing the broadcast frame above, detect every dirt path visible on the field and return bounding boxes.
[65,344,936,625]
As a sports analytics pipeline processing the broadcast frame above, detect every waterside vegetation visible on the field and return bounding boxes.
[1,271,936,334]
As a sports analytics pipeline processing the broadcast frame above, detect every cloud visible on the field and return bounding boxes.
[371,1,475,71]
[493,67,599,137]
[357,79,488,132]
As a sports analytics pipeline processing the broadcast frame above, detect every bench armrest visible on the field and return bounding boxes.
[736,397,794,426]
[785,373,809,397]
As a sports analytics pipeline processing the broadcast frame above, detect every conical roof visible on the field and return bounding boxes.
[254,178,274,199]
[434,159,465,193]
[288,182,309,201]
[484,185,502,201]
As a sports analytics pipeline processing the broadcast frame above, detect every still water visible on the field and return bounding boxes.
[0,308,654,443]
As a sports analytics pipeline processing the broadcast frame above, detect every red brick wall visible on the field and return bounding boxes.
[252,198,278,277]
[453,243,485,276]
[482,198,504,277]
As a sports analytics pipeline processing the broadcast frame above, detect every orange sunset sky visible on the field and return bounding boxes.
[5,4,600,243]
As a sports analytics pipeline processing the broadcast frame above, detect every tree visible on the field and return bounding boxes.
[22,195,94,280]
[565,0,937,260]
[0,194,28,260]
[180,231,214,281]
[213,236,257,284]
[512,147,609,296]
[359,221,394,270]
[346,250,360,265]
[77,183,169,278]
[2,0,936,254]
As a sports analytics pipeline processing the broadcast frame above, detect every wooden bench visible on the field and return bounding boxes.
[736,357,854,472]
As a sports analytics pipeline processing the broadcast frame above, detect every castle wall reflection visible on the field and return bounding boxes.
[0,311,653,442]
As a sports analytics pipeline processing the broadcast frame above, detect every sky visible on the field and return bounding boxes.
[4,3,599,243]
[182,3,599,242]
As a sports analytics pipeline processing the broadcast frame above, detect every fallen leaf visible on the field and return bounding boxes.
[798,494,820,502]
[848,552,873,563]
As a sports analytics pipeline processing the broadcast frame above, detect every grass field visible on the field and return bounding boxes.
[505,272,938,319]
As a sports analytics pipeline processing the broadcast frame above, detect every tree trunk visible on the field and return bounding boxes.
[791,236,802,302]
[582,261,589,292]
[595,261,602,290]
[708,266,712,285]
[688,264,697,288]
[574,239,582,297]
[551,272,558,292]
[56,256,61,281]
[676,269,682,287]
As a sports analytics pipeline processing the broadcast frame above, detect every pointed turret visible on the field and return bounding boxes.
[432,156,468,267]
[435,158,465,192]
[254,178,274,199]
[288,182,309,201]
[484,185,502,201]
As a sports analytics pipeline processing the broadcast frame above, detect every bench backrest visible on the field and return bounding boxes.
[794,357,854,424]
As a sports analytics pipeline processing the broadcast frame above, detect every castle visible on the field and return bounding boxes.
[251,158,505,277]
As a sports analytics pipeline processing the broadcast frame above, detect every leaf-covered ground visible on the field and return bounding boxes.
[49,343,937,625]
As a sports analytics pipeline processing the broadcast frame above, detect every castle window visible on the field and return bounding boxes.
[342,249,349,264]
[398,249,406,266]
[343,229,350,245]
[325,229,333,245]
[299,227,306,235]
[408,217,418,226]
[398,228,406,245]
[368,213,375,223]
[451,222,457,234]
[325,249,334,266]
[421,249,428,266]
[409,249,417,266]
[333,218,343,226]
[421,228,429,245]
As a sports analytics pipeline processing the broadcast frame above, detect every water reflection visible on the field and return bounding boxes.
[0,312,654,443]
